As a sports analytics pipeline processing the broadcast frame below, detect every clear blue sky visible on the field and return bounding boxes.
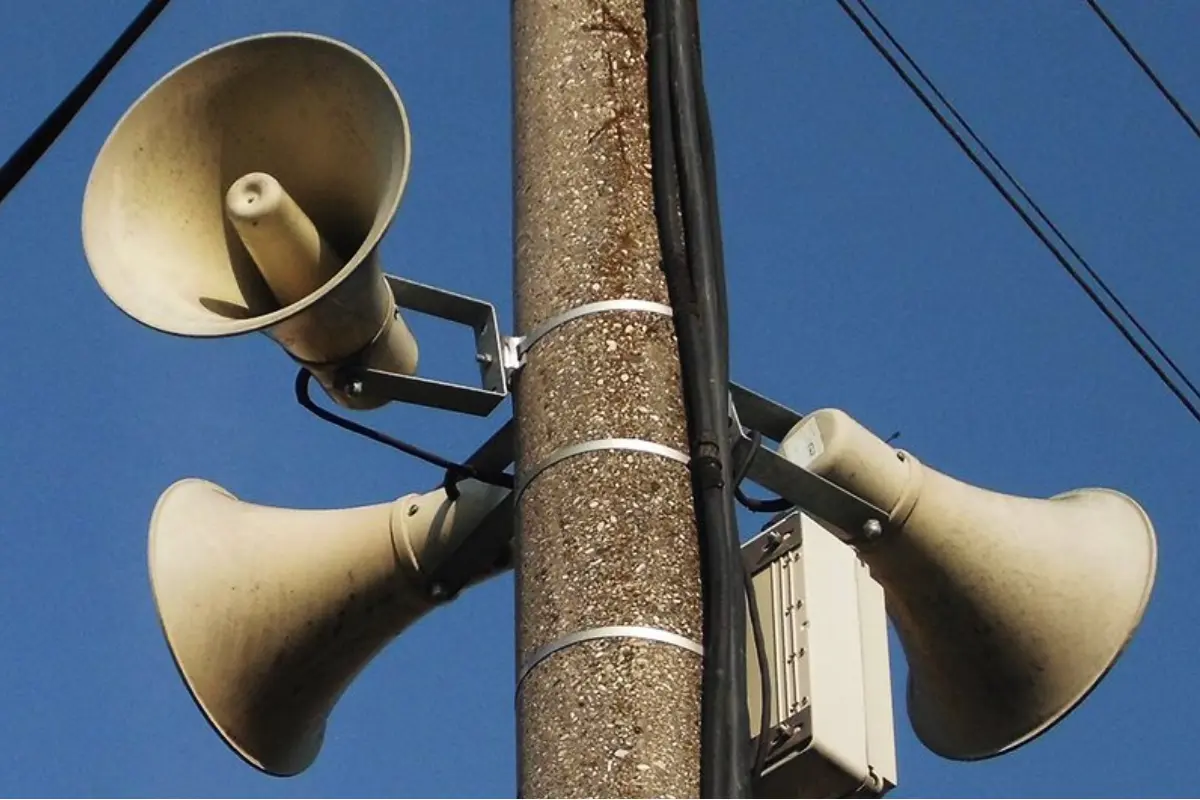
[1,1,1196,797]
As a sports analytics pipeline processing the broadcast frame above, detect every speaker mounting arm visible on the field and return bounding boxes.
[730,383,893,545]
[425,419,518,600]
[341,276,510,416]
[385,371,898,546]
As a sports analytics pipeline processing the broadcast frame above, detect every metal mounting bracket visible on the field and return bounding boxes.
[341,276,510,417]
[346,282,890,542]
[430,384,893,581]
[729,383,892,544]
[500,299,675,380]
[426,420,517,598]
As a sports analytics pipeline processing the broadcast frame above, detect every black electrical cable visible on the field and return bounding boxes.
[685,3,730,368]
[646,1,749,795]
[851,0,1200,414]
[736,489,793,514]
[647,0,693,310]
[731,431,774,794]
[734,431,794,514]
[837,0,1200,426]
[0,0,172,208]
[1084,0,1200,142]
[294,369,514,493]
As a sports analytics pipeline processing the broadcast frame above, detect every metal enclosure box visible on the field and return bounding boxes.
[743,512,897,798]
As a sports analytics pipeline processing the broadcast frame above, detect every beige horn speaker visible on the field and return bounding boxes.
[82,33,417,409]
[149,477,511,776]
[780,409,1157,761]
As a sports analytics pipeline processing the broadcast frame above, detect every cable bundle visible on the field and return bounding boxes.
[645,1,753,796]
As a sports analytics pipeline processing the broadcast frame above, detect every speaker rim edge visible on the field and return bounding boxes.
[147,477,325,777]
[909,486,1159,761]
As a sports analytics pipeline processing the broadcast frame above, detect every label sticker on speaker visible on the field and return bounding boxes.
[781,418,824,468]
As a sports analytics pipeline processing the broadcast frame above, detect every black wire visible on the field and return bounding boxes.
[837,0,1200,426]
[687,4,730,369]
[0,0,172,207]
[852,0,1200,415]
[734,430,794,514]
[735,488,793,514]
[293,369,514,491]
[1083,0,1200,141]
[647,0,694,310]
[731,429,773,793]
[742,568,770,793]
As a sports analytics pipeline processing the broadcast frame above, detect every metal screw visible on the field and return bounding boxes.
[407,504,420,516]
[345,380,364,397]
[763,530,783,550]
[862,519,883,540]
[476,352,494,365]
[429,583,448,601]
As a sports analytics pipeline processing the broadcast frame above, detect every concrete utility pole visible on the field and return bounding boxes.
[512,1,705,797]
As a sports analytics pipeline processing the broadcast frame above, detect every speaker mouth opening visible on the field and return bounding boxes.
[82,32,412,341]
[910,486,1157,761]
[147,478,325,777]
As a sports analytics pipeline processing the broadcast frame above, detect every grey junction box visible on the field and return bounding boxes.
[743,512,898,798]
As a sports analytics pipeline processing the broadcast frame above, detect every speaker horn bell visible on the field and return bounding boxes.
[781,408,1156,760]
[82,33,417,409]
[149,477,509,776]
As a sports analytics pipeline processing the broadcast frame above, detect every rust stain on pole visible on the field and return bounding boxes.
[512,0,703,797]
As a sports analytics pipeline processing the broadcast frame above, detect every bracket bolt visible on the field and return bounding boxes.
[772,724,795,746]
[862,519,883,540]
[764,530,783,550]
[345,380,364,397]
[429,583,448,601]
[476,352,494,365]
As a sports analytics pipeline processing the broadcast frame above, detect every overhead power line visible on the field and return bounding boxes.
[0,0,172,208]
[835,0,1200,425]
[1083,0,1200,142]
[849,0,1200,416]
